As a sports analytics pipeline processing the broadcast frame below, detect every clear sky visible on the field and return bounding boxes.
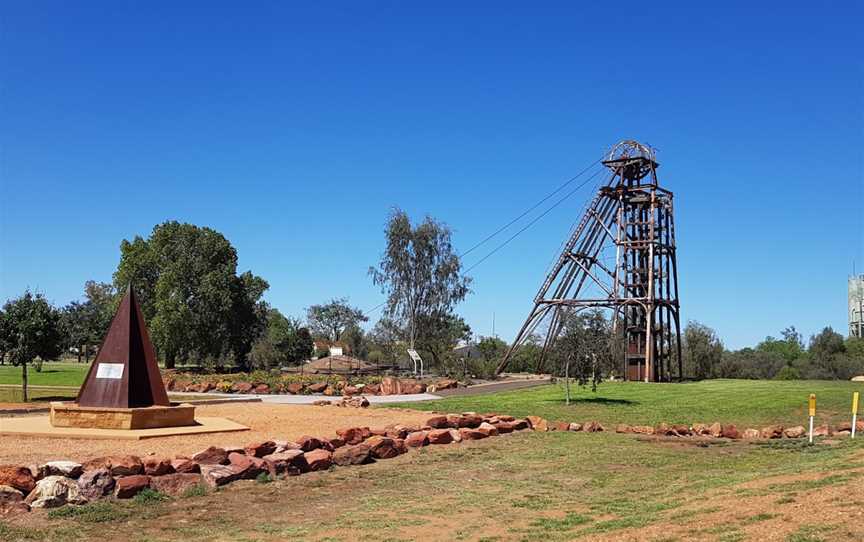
[1,2,862,349]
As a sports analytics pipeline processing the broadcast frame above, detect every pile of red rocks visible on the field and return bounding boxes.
[609,421,851,440]
[165,376,459,397]
[0,411,533,516]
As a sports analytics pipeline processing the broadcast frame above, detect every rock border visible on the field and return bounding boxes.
[2,414,857,516]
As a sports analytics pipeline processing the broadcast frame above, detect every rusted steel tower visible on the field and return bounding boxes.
[495,141,682,381]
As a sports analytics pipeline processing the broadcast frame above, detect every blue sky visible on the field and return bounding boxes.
[1,2,861,349]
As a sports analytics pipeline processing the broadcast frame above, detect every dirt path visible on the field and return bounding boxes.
[0,403,434,465]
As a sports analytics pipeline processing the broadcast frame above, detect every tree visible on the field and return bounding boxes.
[369,209,471,361]
[682,320,723,379]
[113,221,268,369]
[477,336,508,364]
[0,292,64,401]
[413,313,472,369]
[802,327,860,380]
[60,281,117,362]
[340,324,368,359]
[553,309,614,392]
[305,298,367,342]
[756,326,804,366]
[250,309,314,370]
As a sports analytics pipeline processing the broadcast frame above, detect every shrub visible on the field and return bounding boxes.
[774,366,801,380]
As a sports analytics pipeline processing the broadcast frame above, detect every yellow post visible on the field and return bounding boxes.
[808,393,816,444]
[852,392,859,439]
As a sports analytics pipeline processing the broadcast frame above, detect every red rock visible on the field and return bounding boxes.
[0,466,36,494]
[427,429,454,445]
[170,459,200,474]
[813,425,831,437]
[76,468,116,500]
[494,422,515,434]
[312,399,332,406]
[262,450,308,476]
[476,422,499,437]
[569,423,584,432]
[191,446,228,465]
[366,436,401,459]
[285,382,304,394]
[221,445,245,455]
[339,396,370,408]
[655,423,674,436]
[337,427,372,445]
[583,421,605,433]
[322,385,337,396]
[228,452,266,479]
[363,383,380,395]
[553,421,571,432]
[329,437,346,449]
[426,416,449,429]
[458,428,488,440]
[143,457,174,476]
[380,376,403,395]
[630,425,653,434]
[742,428,761,439]
[615,424,632,433]
[304,449,332,471]
[114,475,150,499]
[149,473,204,496]
[448,429,463,442]
[721,424,740,439]
[526,416,549,432]
[83,455,143,476]
[164,378,176,391]
[707,422,723,438]
[511,419,530,431]
[672,424,692,436]
[0,485,24,505]
[332,444,372,466]
[297,436,326,452]
[404,431,429,447]
[691,423,709,435]
[400,379,427,394]
[760,425,784,439]
[342,385,359,396]
[784,426,806,438]
[436,379,458,390]
[307,382,328,393]
[231,381,254,393]
[253,383,270,394]
[836,422,852,433]
[200,464,240,487]
[244,441,277,458]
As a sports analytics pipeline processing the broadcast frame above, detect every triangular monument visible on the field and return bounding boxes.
[77,287,170,408]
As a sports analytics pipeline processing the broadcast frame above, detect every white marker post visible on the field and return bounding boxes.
[808,393,816,444]
[852,392,859,439]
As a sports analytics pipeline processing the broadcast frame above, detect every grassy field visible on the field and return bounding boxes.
[3,430,863,541]
[391,379,864,428]
[0,362,90,387]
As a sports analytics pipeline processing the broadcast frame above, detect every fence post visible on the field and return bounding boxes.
[852,392,859,439]
[808,393,816,444]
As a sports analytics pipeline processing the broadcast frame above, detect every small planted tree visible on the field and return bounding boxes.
[0,291,64,402]
[306,298,368,342]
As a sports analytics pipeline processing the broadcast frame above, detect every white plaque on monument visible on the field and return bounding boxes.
[95,363,125,380]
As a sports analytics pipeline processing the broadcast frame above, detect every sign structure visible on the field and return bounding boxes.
[77,287,170,408]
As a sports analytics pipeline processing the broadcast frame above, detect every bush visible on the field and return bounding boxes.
[774,366,801,380]
[133,488,168,505]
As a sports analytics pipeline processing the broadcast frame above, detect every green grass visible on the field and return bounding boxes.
[0,362,90,387]
[0,388,78,403]
[390,379,864,427]
[7,428,864,541]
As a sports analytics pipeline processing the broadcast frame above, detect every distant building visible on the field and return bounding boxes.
[851,275,864,338]
[312,340,350,358]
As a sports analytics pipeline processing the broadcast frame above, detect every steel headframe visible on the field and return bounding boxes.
[495,141,683,381]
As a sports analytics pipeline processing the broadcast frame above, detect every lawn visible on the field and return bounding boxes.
[391,379,864,428]
[0,362,90,387]
[4,429,863,541]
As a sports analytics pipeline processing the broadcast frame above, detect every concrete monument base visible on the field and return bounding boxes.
[49,401,197,430]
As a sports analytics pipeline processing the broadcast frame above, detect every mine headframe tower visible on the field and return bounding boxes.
[495,140,683,382]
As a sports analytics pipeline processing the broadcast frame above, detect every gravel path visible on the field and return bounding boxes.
[0,403,435,465]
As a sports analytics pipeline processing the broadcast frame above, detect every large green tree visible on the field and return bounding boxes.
[0,291,64,401]
[682,320,724,379]
[369,208,471,369]
[305,298,367,342]
[113,221,268,370]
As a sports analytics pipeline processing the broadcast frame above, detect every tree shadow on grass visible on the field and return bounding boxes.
[545,397,638,406]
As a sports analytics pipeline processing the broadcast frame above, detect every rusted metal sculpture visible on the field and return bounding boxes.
[77,287,170,408]
[496,141,682,381]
